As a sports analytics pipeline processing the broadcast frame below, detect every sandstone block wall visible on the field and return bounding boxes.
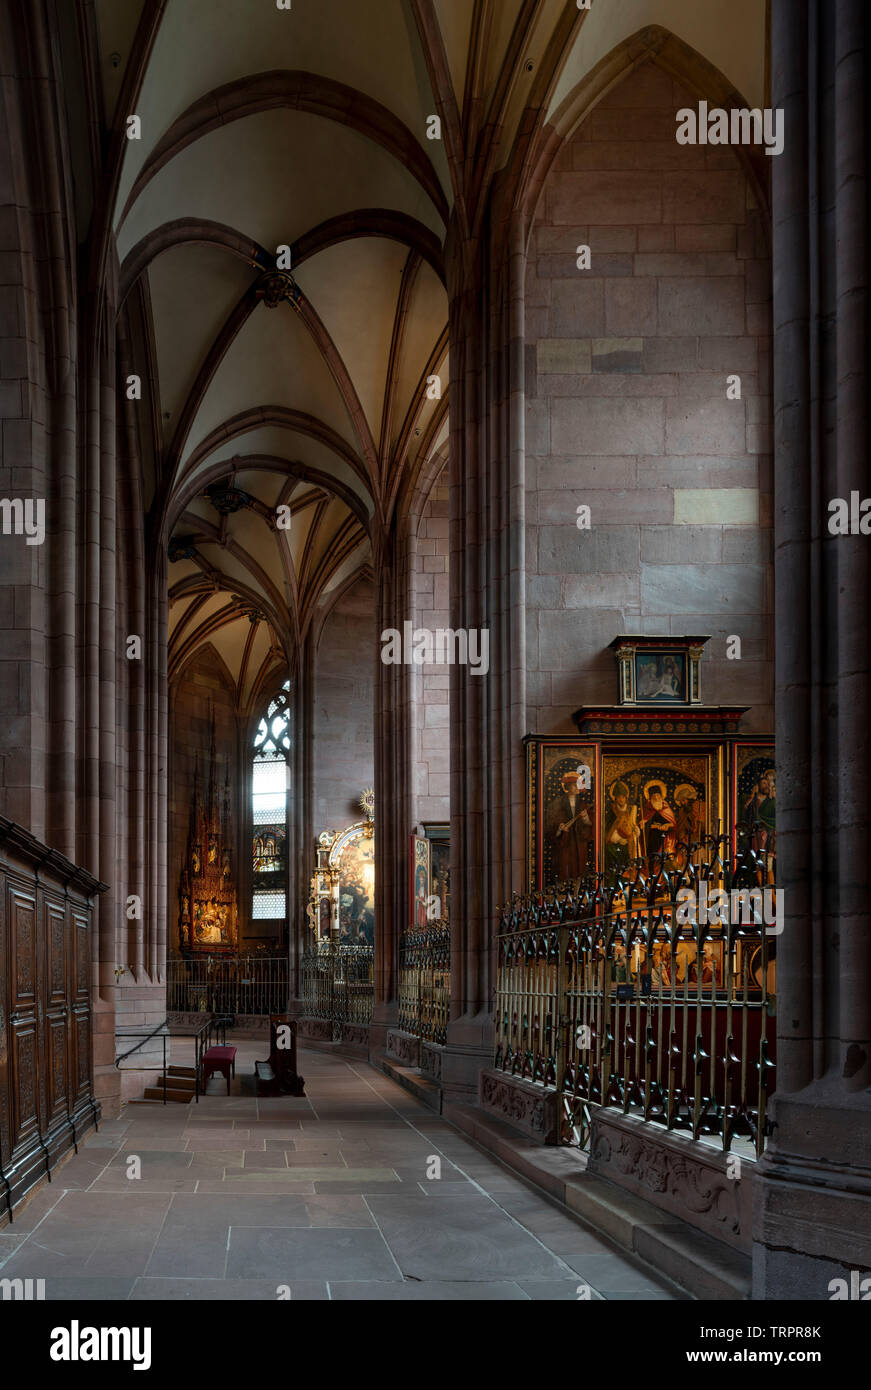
[525,61,773,735]
[412,471,450,827]
[314,576,375,832]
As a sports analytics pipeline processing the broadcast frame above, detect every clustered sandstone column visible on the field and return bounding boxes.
[440,212,527,1105]
[371,526,413,1053]
[754,0,871,1296]
[0,0,168,1118]
[289,633,315,1010]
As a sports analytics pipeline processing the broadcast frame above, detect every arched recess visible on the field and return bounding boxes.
[519,22,775,744]
[309,560,376,654]
[167,641,239,959]
[515,24,771,243]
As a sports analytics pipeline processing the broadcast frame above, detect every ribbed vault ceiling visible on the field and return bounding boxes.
[103,0,766,705]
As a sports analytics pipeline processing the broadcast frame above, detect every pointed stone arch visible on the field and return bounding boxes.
[518,24,770,239]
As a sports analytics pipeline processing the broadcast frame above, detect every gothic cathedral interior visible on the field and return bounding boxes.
[0,0,869,1352]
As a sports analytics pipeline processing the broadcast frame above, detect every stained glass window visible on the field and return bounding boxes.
[252,682,290,918]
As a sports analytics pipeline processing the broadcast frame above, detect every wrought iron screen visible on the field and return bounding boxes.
[397,922,451,1047]
[494,830,776,1156]
[167,955,289,1016]
[300,944,374,1039]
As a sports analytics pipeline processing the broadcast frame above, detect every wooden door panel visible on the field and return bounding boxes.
[70,910,93,1103]
[7,880,43,1148]
[9,1020,39,1154]
[73,1009,91,1103]
[44,897,66,1006]
[42,895,70,1127]
[8,881,37,1011]
[45,1014,70,1123]
[72,911,89,1004]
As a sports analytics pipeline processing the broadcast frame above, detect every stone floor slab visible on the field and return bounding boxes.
[226,1227,401,1282]
[0,1047,679,1301]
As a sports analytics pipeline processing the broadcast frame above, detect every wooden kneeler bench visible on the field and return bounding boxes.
[255,1015,305,1097]
[201,1044,237,1095]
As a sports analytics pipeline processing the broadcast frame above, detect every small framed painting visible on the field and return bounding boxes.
[634,649,687,703]
[610,636,708,706]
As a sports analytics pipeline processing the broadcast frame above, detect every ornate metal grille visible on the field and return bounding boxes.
[300,944,374,1039]
[398,922,451,1045]
[494,830,776,1156]
[167,955,289,1016]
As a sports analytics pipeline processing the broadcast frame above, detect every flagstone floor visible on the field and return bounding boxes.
[0,1045,681,1301]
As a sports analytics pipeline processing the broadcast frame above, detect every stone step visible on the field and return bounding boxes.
[167,1067,198,1082]
[445,1102,750,1301]
[141,1085,194,1103]
[376,1055,442,1112]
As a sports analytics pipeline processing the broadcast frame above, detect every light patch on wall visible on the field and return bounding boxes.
[537,338,592,374]
[674,489,758,526]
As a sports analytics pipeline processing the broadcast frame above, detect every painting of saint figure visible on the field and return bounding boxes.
[319,896,331,941]
[529,743,597,888]
[641,779,677,862]
[544,766,594,882]
[601,755,710,882]
[741,763,776,837]
[648,939,673,991]
[410,836,430,928]
[604,779,641,872]
[674,937,725,991]
[338,836,375,942]
[430,839,450,924]
[735,747,776,882]
[671,783,705,869]
[414,863,429,928]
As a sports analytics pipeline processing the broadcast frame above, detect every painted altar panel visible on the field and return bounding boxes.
[527,742,598,888]
[337,834,375,943]
[733,741,776,857]
[527,737,733,890]
[430,838,450,924]
[307,794,376,944]
[600,749,716,876]
[410,836,430,929]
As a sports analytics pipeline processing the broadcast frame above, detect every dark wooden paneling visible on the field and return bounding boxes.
[0,822,104,1223]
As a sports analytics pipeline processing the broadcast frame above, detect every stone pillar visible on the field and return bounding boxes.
[753,0,871,1297]
[371,526,413,1054]
[441,213,527,1105]
[289,631,314,1011]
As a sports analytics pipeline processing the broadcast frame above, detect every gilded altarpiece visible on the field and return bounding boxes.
[178,730,238,954]
[306,791,375,944]
[526,641,774,891]
[526,726,776,890]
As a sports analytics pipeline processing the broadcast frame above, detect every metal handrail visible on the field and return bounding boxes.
[115,1014,235,1104]
[115,1017,168,1066]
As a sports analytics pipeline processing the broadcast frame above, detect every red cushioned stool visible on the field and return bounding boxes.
[201,1044,237,1095]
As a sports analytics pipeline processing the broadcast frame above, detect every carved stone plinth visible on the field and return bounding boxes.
[386,1028,420,1067]
[588,1109,752,1252]
[421,1042,443,1082]
[478,1070,559,1145]
[297,1018,332,1042]
[341,1024,370,1049]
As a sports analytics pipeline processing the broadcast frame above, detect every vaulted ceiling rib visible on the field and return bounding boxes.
[96,0,761,703]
